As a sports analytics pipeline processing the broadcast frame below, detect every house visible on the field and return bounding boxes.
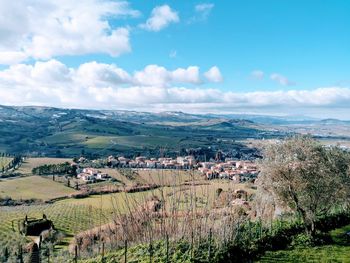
[96,173,109,180]
[78,173,96,182]
[135,156,146,163]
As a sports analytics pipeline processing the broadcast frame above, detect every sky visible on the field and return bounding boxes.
[0,0,349,118]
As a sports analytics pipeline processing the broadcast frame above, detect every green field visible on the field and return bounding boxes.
[0,175,76,200]
[0,203,112,251]
[84,135,181,149]
[259,225,350,263]
[16,157,72,175]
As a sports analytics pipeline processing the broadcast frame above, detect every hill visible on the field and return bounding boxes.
[0,105,283,158]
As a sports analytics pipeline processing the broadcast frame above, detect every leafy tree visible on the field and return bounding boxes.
[256,136,350,237]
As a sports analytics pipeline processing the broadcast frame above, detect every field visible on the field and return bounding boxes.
[137,169,203,185]
[0,159,256,260]
[0,156,12,170]
[84,135,181,150]
[16,157,72,175]
[0,175,76,200]
[0,203,112,251]
[99,168,138,185]
[58,179,254,211]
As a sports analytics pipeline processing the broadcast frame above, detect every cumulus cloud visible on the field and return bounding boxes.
[172,66,201,84]
[140,5,179,32]
[133,65,200,87]
[270,73,295,86]
[1,60,349,118]
[0,51,28,65]
[251,70,264,80]
[0,0,140,64]
[204,66,223,82]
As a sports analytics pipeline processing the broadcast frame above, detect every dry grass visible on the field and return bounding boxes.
[68,177,251,256]
[99,168,134,185]
[59,179,255,212]
[0,157,12,170]
[137,169,203,186]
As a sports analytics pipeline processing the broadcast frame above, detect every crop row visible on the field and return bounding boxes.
[0,203,112,250]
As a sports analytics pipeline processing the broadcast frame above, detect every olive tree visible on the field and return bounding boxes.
[256,136,350,236]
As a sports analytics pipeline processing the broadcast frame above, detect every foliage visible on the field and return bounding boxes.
[256,136,350,236]
[32,162,77,176]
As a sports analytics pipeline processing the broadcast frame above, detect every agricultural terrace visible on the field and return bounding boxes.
[16,157,72,175]
[0,176,76,200]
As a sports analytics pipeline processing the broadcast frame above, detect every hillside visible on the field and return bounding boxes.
[0,105,283,158]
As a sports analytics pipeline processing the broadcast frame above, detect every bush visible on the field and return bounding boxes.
[290,233,314,248]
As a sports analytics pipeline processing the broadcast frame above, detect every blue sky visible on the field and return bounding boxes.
[59,0,350,91]
[0,0,349,118]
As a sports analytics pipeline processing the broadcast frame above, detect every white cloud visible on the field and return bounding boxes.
[133,65,200,87]
[140,5,179,32]
[0,0,139,64]
[270,73,295,86]
[0,51,28,65]
[204,66,223,82]
[1,60,350,118]
[251,70,264,80]
[172,66,201,84]
[195,3,214,19]
[76,61,131,87]
[188,3,214,23]
[133,65,170,87]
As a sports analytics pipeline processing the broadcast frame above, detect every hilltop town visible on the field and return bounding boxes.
[75,155,259,183]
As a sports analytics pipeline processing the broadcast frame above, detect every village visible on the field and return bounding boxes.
[76,155,259,183]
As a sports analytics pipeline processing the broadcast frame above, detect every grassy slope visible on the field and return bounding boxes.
[0,106,270,157]
[137,169,203,186]
[259,225,350,263]
[57,179,254,211]
[79,225,350,263]
[0,175,76,200]
[16,157,72,175]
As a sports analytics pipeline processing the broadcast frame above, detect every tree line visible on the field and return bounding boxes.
[32,162,77,176]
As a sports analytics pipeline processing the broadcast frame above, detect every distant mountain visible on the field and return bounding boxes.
[319,118,350,125]
[208,113,321,125]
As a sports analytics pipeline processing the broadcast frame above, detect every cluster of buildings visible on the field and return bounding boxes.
[107,155,196,169]
[198,160,259,182]
[76,167,110,182]
[106,155,258,183]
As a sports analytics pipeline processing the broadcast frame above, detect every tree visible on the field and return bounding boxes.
[256,136,350,237]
